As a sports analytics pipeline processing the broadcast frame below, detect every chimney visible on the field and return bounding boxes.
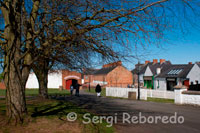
[153,59,158,64]
[103,61,122,68]
[160,59,166,64]
[145,60,150,64]
[188,62,192,65]
[116,61,122,66]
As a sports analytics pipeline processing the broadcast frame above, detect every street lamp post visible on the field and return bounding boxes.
[137,61,140,100]
[89,76,91,92]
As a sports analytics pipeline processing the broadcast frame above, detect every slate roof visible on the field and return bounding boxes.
[156,64,194,78]
[131,64,147,74]
[83,68,99,75]
[132,61,172,75]
[93,66,117,75]
[149,61,172,75]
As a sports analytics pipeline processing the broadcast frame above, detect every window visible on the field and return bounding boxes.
[167,69,183,75]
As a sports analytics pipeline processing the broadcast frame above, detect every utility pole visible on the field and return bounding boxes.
[137,61,140,100]
[89,76,91,92]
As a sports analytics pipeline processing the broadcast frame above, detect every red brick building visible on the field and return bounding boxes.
[62,70,82,90]
[83,61,133,88]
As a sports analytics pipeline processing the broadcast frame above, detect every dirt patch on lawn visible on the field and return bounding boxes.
[0,117,83,133]
[0,98,83,133]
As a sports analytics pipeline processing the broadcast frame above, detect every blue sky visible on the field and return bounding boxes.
[124,1,200,70]
[125,29,200,70]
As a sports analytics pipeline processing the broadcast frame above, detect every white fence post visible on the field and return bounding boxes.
[174,88,187,104]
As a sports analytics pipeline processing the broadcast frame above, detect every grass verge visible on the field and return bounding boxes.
[0,97,114,133]
[85,89,174,104]
[0,89,70,97]
[147,97,174,103]
[84,88,106,97]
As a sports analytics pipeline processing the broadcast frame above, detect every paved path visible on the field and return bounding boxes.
[57,91,200,133]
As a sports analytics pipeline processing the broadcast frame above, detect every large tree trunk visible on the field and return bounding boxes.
[1,0,34,123]
[33,59,50,99]
[4,65,29,123]
[35,69,49,99]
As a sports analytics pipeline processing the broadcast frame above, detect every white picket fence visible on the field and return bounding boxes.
[106,87,175,100]
[146,89,174,99]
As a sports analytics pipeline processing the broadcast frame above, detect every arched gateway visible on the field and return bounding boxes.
[64,76,80,90]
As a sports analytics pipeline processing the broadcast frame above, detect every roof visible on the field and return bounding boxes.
[149,61,172,75]
[131,64,147,74]
[93,66,117,75]
[132,61,171,75]
[156,64,194,78]
[83,68,99,75]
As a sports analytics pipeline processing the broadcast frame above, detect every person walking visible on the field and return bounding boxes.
[75,83,81,96]
[95,84,102,97]
[70,84,74,96]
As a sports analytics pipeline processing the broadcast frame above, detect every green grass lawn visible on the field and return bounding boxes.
[84,88,174,104]
[0,94,114,132]
[0,89,5,96]
[147,97,174,103]
[85,88,106,97]
[0,89,70,96]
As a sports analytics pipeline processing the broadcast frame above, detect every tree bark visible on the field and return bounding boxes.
[4,65,28,123]
[33,59,50,99]
[35,68,49,99]
[1,0,32,123]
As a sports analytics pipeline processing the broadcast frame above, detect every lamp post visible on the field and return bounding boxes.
[137,61,140,100]
[89,75,91,92]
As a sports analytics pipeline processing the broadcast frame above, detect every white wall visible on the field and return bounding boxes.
[147,89,174,99]
[106,87,175,100]
[175,89,200,106]
[154,78,167,91]
[26,73,39,89]
[144,66,153,76]
[187,64,200,84]
[26,71,62,89]
[106,87,147,100]
[47,71,62,88]
[139,74,144,83]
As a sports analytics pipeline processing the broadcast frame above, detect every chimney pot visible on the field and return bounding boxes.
[153,59,158,64]
[188,62,192,65]
[160,59,166,64]
[145,61,150,64]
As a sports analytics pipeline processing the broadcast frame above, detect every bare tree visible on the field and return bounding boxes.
[0,0,198,123]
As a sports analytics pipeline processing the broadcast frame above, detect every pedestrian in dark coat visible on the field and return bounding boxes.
[75,83,81,96]
[95,84,102,97]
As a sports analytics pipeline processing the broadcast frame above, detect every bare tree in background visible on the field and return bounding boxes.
[0,0,198,123]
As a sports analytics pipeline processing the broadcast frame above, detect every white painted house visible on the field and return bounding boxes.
[132,59,171,89]
[155,63,200,91]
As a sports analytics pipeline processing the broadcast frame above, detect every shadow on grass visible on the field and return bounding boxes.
[30,101,85,118]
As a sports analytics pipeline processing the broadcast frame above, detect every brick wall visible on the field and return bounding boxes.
[0,82,6,89]
[106,66,133,87]
[88,66,133,88]
[62,70,82,89]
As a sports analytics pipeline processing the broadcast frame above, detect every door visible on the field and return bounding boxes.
[66,79,72,90]
[184,80,189,88]
[167,81,176,91]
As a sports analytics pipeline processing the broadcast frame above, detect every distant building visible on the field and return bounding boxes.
[155,63,200,91]
[26,70,82,90]
[132,59,171,89]
[83,61,133,88]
